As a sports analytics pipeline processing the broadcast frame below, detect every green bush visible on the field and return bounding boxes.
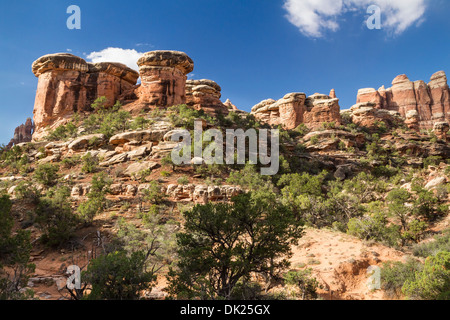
[380,258,423,299]
[177,176,189,185]
[167,193,303,300]
[81,152,99,174]
[46,121,77,141]
[403,251,450,300]
[284,269,320,300]
[141,181,166,205]
[83,97,131,138]
[35,186,79,247]
[61,155,81,169]
[34,163,59,187]
[83,250,156,300]
[347,209,399,247]
[412,229,450,258]
[0,195,35,300]
[78,173,112,223]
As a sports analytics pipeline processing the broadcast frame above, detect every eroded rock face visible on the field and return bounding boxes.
[186,79,229,115]
[356,71,450,129]
[304,94,341,130]
[7,118,34,148]
[31,53,139,140]
[251,92,341,130]
[433,122,449,140]
[349,102,403,131]
[136,50,194,107]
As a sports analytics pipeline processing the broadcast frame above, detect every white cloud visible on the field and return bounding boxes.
[283,0,427,38]
[86,47,144,71]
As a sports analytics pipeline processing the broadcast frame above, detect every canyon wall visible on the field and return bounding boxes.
[356,71,450,130]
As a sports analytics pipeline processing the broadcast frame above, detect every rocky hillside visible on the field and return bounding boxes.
[0,50,449,301]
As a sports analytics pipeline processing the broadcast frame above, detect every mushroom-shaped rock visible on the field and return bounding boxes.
[31,53,139,141]
[32,53,89,76]
[137,50,194,107]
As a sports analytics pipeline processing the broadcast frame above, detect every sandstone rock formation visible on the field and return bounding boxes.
[251,92,341,130]
[136,50,194,107]
[433,122,449,140]
[186,79,229,115]
[349,102,403,131]
[31,53,139,140]
[7,118,34,148]
[356,71,450,129]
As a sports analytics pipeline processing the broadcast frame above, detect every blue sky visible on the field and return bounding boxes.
[1,0,449,144]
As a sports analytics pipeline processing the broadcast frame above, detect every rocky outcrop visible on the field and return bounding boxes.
[349,102,403,131]
[186,79,229,115]
[433,122,449,140]
[304,94,341,129]
[31,53,139,140]
[136,50,194,107]
[251,92,341,130]
[356,71,450,129]
[7,118,34,148]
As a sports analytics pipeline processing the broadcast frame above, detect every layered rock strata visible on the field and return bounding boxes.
[31,53,139,140]
[251,92,341,130]
[136,50,194,107]
[356,71,450,129]
[186,79,229,115]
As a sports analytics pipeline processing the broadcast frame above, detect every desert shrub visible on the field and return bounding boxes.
[177,176,189,185]
[347,207,400,247]
[423,156,442,169]
[46,121,77,141]
[380,258,423,299]
[0,195,35,300]
[81,152,99,174]
[115,216,178,270]
[412,185,447,221]
[34,186,79,247]
[309,135,319,145]
[167,193,303,300]
[402,251,450,300]
[168,104,212,130]
[412,229,450,258]
[34,163,59,187]
[83,97,131,138]
[61,155,81,169]
[77,173,112,223]
[284,269,321,300]
[131,116,153,130]
[141,181,166,205]
[83,250,156,300]
[14,181,41,204]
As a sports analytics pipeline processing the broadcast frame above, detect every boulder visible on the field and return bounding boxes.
[68,134,106,151]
